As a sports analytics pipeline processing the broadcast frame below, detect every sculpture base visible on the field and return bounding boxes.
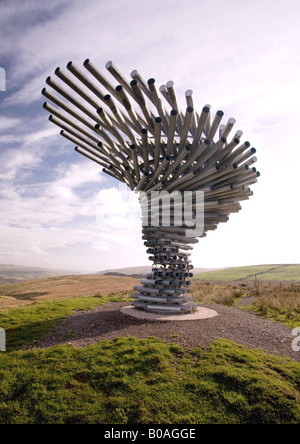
[132,225,199,313]
[121,305,218,321]
[132,299,198,314]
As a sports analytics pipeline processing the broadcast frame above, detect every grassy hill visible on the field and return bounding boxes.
[194,264,300,282]
[99,266,218,276]
[0,274,140,309]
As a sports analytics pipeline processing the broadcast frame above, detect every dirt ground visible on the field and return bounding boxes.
[37,301,300,362]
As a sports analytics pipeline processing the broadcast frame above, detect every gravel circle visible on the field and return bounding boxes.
[37,302,299,361]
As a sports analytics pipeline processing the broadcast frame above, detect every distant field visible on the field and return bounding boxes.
[0,264,81,284]
[0,274,140,309]
[194,264,300,282]
[99,266,218,276]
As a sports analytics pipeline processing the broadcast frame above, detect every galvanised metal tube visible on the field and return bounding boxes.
[211,166,253,189]
[46,76,99,123]
[234,148,257,166]
[115,85,146,133]
[96,107,130,149]
[185,90,197,136]
[190,105,211,150]
[177,106,194,151]
[102,167,126,183]
[235,155,257,169]
[44,102,101,144]
[164,171,194,191]
[60,131,111,168]
[84,59,119,99]
[195,137,227,167]
[232,129,243,141]
[221,118,236,139]
[210,138,240,165]
[165,109,178,157]
[94,123,131,163]
[175,164,236,191]
[203,105,211,137]
[104,94,136,144]
[219,141,251,166]
[141,128,150,172]
[130,79,155,132]
[159,84,172,107]
[166,80,184,132]
[55,67,100,110]
[131,69,154,104]
[106,60,136,100]
[233,176,258,187]
[219,124,226,138]
[123,165,135,190]
[134,286,160,295]
[75,146,112,170]
[135,171,150,191]
[45,103,123,165]
[170,139,209,182]
[154,117,162,169]
[207,110,224,141]
[42,88,96,132]
[140,279,159,286]
[73,143,112,168]
[144,156,171,191]
[130,144,141,182]
[160,145,191,183]
[147,78,169,133]
[67,61,106,102]
[50,115,102,152]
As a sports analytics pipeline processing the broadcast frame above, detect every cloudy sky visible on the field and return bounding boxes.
[0,0,299,272]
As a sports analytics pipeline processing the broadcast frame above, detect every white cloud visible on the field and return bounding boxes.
[0,116,20,132]
[0,0,299,270]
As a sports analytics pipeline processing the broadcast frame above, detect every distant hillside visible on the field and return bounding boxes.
[194,264,300,282]
[0,264,81,284]
[0,274,140,310]
[98,266,219,277]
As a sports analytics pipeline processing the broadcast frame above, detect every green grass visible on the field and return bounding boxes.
[246,290,300,329]
[0,292,299,424]
[194,264,300,282]
[190,280,300,328]
[0,338,299,424]
[0,293,131,350]
[191,281,244,307]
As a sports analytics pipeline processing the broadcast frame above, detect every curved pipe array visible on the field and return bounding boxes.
[43,60,259,314]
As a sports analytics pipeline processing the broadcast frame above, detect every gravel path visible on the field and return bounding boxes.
[37,302,300,361]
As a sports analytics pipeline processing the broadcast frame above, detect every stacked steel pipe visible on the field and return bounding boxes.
[43,60,259,314]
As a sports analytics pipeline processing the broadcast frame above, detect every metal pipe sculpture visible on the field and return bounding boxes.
[42,60,259,314]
